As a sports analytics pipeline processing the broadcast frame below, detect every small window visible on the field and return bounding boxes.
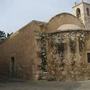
[76,8,81,18]
[87,53,90,63]
[11,57,15,66]
[86,8,90,16]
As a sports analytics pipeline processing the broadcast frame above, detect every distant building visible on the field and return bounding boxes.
[0,1,90,81]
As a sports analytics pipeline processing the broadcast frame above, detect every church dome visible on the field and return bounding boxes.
[47,13,85,33]
[57,24,82,31]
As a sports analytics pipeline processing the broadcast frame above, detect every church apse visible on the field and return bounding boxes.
[35,30,90,81]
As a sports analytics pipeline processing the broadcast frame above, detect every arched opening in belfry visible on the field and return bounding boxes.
[86,8,90,16]
[76,8,81,18]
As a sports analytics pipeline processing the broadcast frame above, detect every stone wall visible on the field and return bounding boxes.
[36,30,90,81]
[0,21,47,80]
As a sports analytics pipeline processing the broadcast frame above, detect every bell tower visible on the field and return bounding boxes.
[72,1,90,30]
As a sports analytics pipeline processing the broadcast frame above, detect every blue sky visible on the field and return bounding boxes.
[0,0,89,33]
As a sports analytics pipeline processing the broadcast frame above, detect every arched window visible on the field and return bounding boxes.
[76,8,81,18]
[86,8,89,16]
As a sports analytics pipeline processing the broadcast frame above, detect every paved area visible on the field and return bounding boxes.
[0,80,90,90]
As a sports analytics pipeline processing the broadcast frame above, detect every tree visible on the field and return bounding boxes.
[0,31,6,42]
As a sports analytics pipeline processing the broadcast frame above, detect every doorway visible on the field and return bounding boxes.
[10,56,16,78]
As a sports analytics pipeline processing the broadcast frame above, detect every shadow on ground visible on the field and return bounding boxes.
[60,81,81,90]
[0,80,84,90]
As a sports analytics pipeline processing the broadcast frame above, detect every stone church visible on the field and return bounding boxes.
[0,1,90,81]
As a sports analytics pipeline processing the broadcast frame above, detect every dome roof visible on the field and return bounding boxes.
[47,13,85,33]
[57,24,82,31]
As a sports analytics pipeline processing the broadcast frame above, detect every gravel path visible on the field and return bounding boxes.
[0,80,90,90]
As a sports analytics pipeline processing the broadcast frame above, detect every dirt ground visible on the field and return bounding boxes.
[0,80,90,90]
